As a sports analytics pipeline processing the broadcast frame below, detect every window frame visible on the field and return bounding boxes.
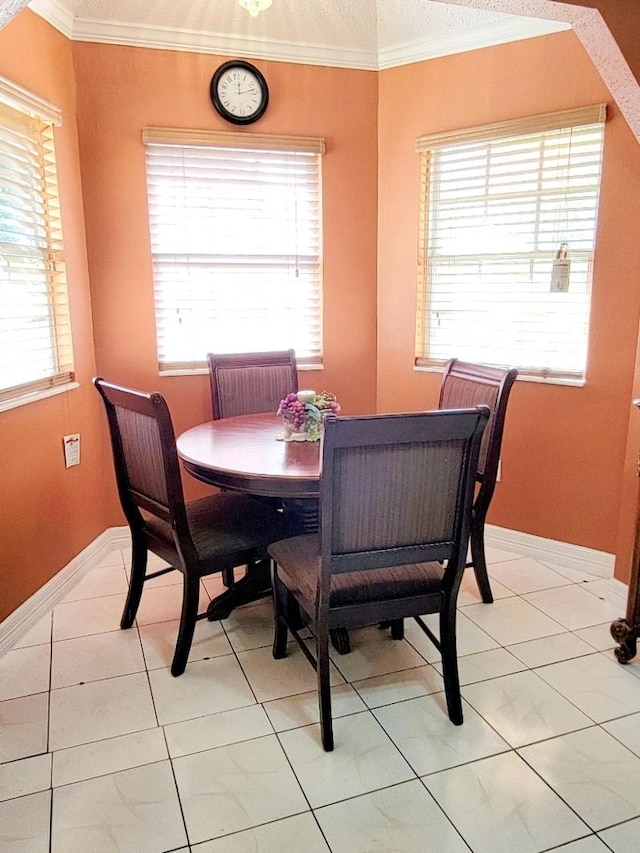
[143,127,325,374]
[414,105,607,384]
[0,74,75,412]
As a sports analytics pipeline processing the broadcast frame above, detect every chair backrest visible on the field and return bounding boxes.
[438,359,517,490]
[207,350,298,420]
[94,377,192,546]
[319,408,489,596]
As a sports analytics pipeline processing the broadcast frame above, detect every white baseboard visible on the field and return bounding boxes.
[0,523,624,657]
[486,524,616,579]
[0,526,129,657]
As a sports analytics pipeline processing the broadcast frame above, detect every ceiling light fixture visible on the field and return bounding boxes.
[237,0,272,18]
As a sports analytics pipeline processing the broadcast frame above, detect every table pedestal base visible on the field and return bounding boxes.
[207,560,271,621]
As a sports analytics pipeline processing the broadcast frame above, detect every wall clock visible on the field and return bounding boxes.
[210,60,269,125]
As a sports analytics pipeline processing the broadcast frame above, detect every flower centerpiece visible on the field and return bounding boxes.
[277,390,341,442]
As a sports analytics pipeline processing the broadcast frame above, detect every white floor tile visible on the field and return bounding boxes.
[0,693,49,764]
[49,672,157,751]
[575,622,618,651]
[138,617,231,670]
[489,557,572,594]
[148,655,255,726]
[463,596,565,645]
[0,644,50,701]
[221,598,276,652]
[463,670,592,747]
[315,779,468,853]
[52,727,168,787]
[0,789,51,853]
[134,582,210,626]
[424,751,590,853]
[6,548,639,852]
[352,664,444,709]
[485,545,523,564]
[0,753,51,802]
[455,570,514,606]
[434,646,525,686]
[329,626,428,682]
[164,704,273,757]
[192,812,330,852]
[602,712,640,758]
[523,585,622,631]
[552,837,612,852]
[373,693,509,776]
[598,817,640,852]
[51,628,145,688]
[404,610,499,663]
[52,593,124,642]
[519,727,640,830]
[10,614,52,649]
[237,643,344,704]
[535,653,640,722]
[173,735,308,844]
[61,563,129,602]
[508,631,595,667]
[51,760,187,853]
[263,683,366,732]
[279,712,414,808]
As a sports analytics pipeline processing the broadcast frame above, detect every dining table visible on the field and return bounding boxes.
[176,413,322,617]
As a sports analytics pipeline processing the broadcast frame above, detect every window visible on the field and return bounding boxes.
[415,105,606,382]
[143,128,324,373]
[0,76,73,407]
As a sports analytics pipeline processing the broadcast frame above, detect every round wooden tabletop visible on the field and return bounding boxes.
[176,412,320,498]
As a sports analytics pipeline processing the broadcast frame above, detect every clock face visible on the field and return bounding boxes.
[210,61,269,125]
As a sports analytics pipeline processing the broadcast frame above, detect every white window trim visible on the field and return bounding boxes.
[415,104,607,385]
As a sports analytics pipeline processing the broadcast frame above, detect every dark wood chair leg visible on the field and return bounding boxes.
[171,574,200,677]
[317,624,334,751]
[390,619,404,640]
[272,574,289,659]
[470,515,493,604]
[439,604,463,726]
[121,534,147,629]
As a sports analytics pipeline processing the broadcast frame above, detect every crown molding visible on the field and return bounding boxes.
[28,0,74,37]
[378,17,570,70]
[69,18,379,69]
[29,0,567,71]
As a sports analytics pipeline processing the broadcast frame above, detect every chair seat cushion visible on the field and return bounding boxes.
[147,492,286,565]
[269,534,445,608]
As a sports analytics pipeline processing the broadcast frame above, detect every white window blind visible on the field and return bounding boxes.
[0,78,73,403]
[415,105,606,381]
[143,128,325,372]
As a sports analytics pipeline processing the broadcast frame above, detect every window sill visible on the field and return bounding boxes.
[414,365,585,388]
[0,381,80,414]
[159,363,323,377]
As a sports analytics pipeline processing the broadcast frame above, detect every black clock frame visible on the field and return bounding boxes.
[210,60,269,126]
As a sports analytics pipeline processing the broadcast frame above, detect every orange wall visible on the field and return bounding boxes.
[0,12,115,621]
[377,30,640,559]
[3,10,640,623]
[71,43,379,471]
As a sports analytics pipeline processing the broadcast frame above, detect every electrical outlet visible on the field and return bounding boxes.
[63,433,80,467]
[496,459,502,482]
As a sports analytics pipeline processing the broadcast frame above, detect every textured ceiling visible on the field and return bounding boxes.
[24,0,569,69]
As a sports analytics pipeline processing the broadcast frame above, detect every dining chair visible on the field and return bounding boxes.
[438,359,518,604]
[207,349,299,586]
[268,407,489,751]
[207,349,298,420]
[94,377,286,677]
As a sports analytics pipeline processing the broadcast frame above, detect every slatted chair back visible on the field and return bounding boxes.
[207,350,298,420]
[438,359,518,602]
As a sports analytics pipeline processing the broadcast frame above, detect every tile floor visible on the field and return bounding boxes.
[2,545,640,852]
